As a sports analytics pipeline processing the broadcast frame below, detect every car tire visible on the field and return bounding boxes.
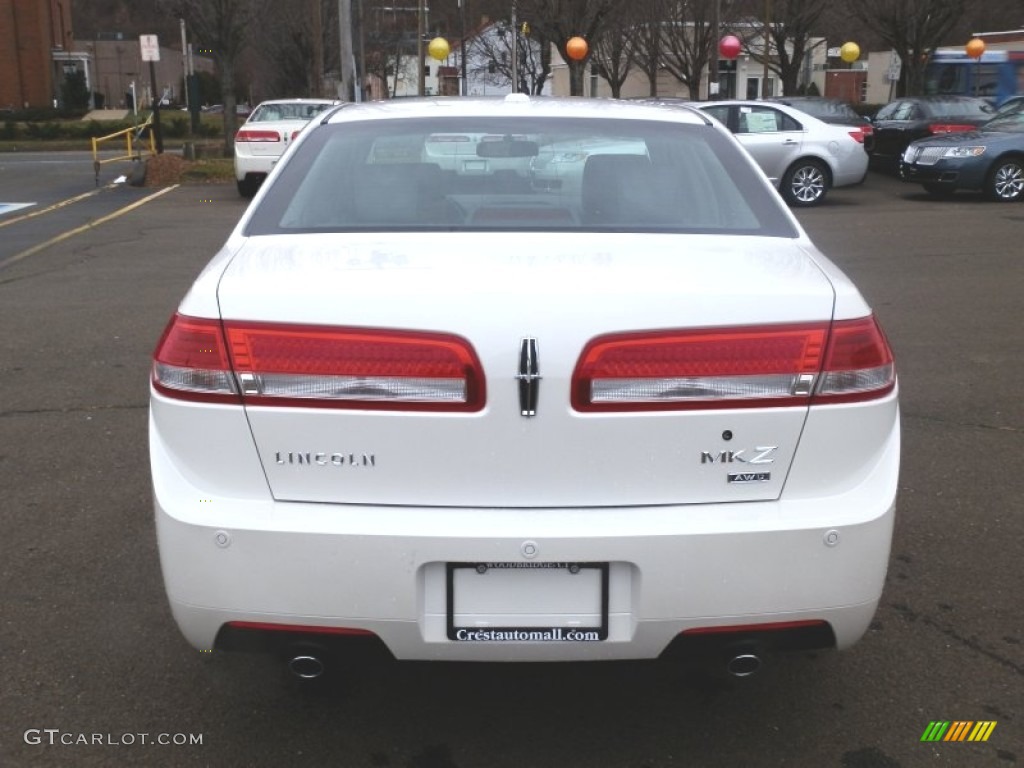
[984,157,1024,202]
[782,159,829,207]
[237,176,260,199]
[923,183,955,199]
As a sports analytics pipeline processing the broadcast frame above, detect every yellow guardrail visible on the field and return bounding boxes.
[90,115,157,186]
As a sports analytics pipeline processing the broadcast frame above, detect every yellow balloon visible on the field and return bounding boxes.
[428,37,450,61]
[840,42,860,64]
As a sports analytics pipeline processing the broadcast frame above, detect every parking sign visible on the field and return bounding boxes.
[140,35,160,62]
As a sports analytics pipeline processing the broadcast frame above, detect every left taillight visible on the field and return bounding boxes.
[152,315,241,403]
[571,316,894,412]
[153,314,485,411]
[235,129,281,142]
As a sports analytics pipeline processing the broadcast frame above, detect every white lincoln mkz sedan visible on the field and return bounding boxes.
[151,95,899,680]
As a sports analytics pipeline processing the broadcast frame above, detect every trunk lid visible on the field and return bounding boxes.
[217,232,835,507]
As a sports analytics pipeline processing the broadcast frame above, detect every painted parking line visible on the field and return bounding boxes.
[0,184,180,270]
[0,203,36,216]
[0,187,113,229]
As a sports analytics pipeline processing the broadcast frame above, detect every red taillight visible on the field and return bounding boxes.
[681,620,829,635]
[152,315,240,404]
[571,317,894,412]
[816,316,895,404]
[848,125,873,144]
[225,621,375,636]
[153,314,485,410]
[235,129,281,142]
[928,123,976,135]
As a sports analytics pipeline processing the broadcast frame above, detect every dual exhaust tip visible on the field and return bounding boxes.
[288,654,325,680]
[725,651,762,678]
[288,651,762,680]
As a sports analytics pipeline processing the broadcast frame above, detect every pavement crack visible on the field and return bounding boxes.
[0,404,147,418]
[891,602,1024,675]
[901,412,1021,434]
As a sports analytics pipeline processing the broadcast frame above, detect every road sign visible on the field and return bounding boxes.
[886,51,901,83]
[140,35,160,62]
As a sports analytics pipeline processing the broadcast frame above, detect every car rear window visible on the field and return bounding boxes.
[246,116,797,237]
[928,99,994,117]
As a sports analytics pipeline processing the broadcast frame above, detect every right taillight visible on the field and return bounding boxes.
[814,316,895,404]
[571,316,894,412]
[152,314,485,411]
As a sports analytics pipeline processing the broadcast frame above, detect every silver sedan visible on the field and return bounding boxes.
[697,100,870,206]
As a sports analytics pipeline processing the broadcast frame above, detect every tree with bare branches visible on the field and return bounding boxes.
[162,0,267,155]
[518,0,628,95]
[628,0,666,97]
[658,0,716,99]
[590,8,636,98]
[845,0,965,96]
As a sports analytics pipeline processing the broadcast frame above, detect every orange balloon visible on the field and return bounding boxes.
[965,37,985,59]
[566,36,588,61]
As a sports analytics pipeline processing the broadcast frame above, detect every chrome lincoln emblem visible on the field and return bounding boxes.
[515,337,541,417]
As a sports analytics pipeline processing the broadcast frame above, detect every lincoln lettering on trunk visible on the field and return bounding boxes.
[275,452,375,467]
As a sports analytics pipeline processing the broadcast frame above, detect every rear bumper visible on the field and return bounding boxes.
[154,440,897,661]
[233,149,282,181]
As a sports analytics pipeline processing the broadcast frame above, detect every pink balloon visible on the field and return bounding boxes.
[719,35,742,60]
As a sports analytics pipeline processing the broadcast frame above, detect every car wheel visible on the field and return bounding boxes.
[782,160,829,207]
[237,176,260,199]
[923,183,955,199]
[985,157,1024,202]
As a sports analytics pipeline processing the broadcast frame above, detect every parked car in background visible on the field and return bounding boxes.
[233,98,340,198]
[868,96,993,170]
[694,100,869,207]
[202,103,253,116]
[900,100,1024,201]
[993,94,1024,117]
[768,97,874,150]
[151,95,899,677]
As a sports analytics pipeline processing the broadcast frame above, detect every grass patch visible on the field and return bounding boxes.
[180,158,234,184]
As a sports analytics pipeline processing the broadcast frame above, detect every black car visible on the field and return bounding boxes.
[900,101,1024,201]
[869,96,994,170]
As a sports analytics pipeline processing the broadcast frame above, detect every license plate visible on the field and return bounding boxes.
[446,562,608,642]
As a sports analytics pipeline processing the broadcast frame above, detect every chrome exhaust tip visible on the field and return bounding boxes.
[726,652,762,678]
[288,655,325,679]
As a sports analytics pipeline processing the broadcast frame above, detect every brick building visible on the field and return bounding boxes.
[0,0,75,109]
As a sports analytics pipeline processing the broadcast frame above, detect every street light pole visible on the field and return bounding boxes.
[511,0,518,94]
[710,0,720,99]
[762,0,771,98]
[417,0,426,95]
[458,0,467,95]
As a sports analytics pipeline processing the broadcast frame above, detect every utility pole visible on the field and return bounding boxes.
[710,0,720,99]
[458,0,467,95]
[179,19,189,111]
[312,0,324,97]
[762,0,771,98]
[339,0,355,100]
[417,0,426,95]
[511,0,518,94]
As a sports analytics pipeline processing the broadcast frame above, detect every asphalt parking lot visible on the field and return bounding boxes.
[0,164,1021,767]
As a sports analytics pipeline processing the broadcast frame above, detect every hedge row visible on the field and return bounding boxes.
[2,115,223,141]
